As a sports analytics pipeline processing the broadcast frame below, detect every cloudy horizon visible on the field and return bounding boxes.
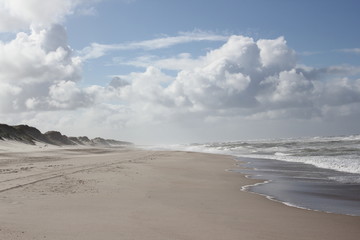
[1,0,360,144]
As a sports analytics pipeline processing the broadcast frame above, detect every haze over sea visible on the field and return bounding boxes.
[148,134,360,216]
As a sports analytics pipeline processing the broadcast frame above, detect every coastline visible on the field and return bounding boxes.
[236,156,360,216]
[1,146,360,239]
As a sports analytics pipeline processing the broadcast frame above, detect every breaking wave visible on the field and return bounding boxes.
[148,134,360,176]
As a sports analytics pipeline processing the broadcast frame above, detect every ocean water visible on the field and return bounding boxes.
[148,135,360,216]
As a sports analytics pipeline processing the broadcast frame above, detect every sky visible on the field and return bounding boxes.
[0,0,360,144]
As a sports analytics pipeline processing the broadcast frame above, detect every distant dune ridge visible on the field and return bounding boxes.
[0,123,132,146]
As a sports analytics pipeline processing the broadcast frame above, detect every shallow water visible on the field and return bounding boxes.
[236,157,360,216]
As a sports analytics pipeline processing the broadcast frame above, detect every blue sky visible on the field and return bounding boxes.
[66,0,359,50]
[65,0,360,84]
[0,0,360,143]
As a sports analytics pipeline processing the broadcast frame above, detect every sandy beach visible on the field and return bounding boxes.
[0,144,359,240]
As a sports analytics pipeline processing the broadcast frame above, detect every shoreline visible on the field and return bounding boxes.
[236,160,327,215]
[235,156,360,216]
[240,177,336,215]
[1,146,360,239]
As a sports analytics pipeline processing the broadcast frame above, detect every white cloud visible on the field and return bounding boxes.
[338,48,360,54]
[130,31,228,50]
[106,35,360,124]
[0,0,105,112]
[0,0,103,32]
[258,69,314,108]
[0,82,22,112]
[3,29,360,121]
[0,24,91,112]
[319,77,360,106]
[76,6,98,16]
[257,36,296,72]
[25,97,39,110]
[113,53,203,71]
[1,23,360,142]
[111,66,174,106]
[0,0,89,31]
[162,36,298,112]
[49,80,94,109]
[80,31,229,60]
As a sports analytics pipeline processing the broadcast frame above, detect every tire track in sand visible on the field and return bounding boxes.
[0,152,156,193]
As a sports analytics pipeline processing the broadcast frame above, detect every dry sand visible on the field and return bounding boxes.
[0,143,359,240]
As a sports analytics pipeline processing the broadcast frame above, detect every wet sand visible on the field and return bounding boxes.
[0,144,359,239]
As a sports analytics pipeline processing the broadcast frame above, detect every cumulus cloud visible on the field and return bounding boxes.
[110,66,174,107]
[1,15,360,142]
[2,27,360,122]
[258,69,315,108]
[0,0,100,32]
[164,36,304,112]
[257,37,296,71]
[0,24,94,112]
[106,35,360,124]
[109,76,130,88]
[49,80,94,109]
[0,0,104,113]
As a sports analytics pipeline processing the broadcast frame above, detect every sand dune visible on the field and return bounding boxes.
[0,123,132,147]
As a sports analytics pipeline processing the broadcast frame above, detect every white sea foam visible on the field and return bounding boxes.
[274,152,291,156]
[328,175,360,184]
[240,154,360,174]
[142,134,360,176]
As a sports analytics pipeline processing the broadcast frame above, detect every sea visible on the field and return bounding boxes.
[147,135,360,216]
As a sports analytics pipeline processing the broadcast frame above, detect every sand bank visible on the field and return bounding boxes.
[0,146,359,239]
